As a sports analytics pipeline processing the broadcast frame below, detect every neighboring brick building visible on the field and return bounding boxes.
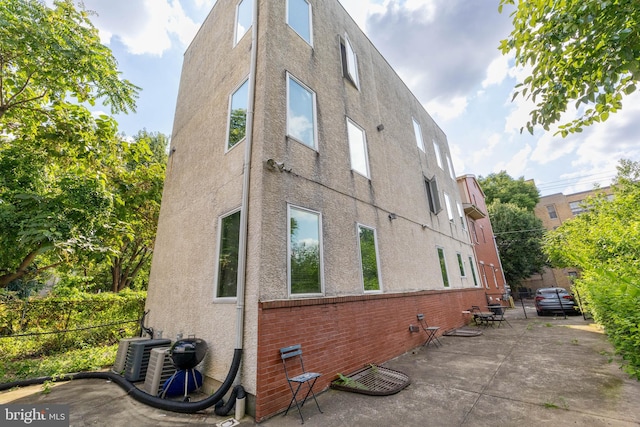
[522,186,613,292]
[457,175,508,301]
[145,0,486,421]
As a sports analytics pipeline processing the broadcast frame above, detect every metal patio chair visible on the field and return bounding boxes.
[280,344,323,424]
[417,314,441,348]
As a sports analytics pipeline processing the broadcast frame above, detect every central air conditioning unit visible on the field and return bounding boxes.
[123,338,171,382]
[112,337,148,374]
[143,347,176,396]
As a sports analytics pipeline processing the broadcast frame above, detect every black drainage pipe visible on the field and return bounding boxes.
[0,348,243,414]
[214,384,246,416]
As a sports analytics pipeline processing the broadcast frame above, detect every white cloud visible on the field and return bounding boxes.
[493,144,532,177]
[83,0,201,56]
[482,54,511,88]
[425,96,468,121]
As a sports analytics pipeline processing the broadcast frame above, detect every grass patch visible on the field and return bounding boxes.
[0,344,118,384]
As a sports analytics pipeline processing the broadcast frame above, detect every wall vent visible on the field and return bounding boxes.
[123,338,171,382]
[143,347,175,396]
[112,337,148,374]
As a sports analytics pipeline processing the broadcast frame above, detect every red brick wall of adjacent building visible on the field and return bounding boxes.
[254,288,487,421]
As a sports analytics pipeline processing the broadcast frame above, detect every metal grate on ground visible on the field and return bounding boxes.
[330,365,410,396]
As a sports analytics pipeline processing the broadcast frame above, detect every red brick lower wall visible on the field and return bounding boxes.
[254,287,487,422]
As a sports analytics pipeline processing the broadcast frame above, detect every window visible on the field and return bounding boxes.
[569,200,585,215]
[425,177,442,214]
[433,140,443,169]
[437,247,449,287]
[457,253,466,277]
[444,192,454,222]
[490,264,498,288]
[480,262,488,288]
[347,118,369,177]
[341,35,359,88]
[468,256,478,286]
[227,79,249,150]
[216,210,241,298]
[446,154,455,179]
[413,118,425,151]
[546,204,558,219]
[470,221,479,243]
[288,206,323,295]
[287,0,312,45]
[358,224,381,292]
[457,201,466,230]
[234,0,252,45]
[287,74,317,149]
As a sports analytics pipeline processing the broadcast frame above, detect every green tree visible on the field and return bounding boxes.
[478,171,540,211]
[0,0,139,288]
[489,201,547,287]
[499,0,640,136]
[544,159,640,378]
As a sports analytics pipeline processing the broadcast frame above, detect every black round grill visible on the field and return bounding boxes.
[170,338,208,370]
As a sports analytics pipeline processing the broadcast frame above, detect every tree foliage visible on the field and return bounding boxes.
[543,159,640,378]
[489,201,547,287]
[478,171,540,211]
[0,0,148,290]
[499,0,640,136]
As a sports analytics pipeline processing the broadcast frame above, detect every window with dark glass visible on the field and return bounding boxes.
[358,225,381,292]
[216,210,241,298]
[288,206,323,295]
[425,177,442,214]
[227,79,249,150]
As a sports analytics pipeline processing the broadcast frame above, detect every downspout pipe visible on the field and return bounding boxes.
[235,0,259,353]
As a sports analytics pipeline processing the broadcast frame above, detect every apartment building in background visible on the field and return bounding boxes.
[145,0,488,420]
[523,186,613,292]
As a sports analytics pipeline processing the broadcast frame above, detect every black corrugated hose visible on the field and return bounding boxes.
[0,348,243,414]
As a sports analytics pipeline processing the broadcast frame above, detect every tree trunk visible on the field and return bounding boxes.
[0,247,41,288]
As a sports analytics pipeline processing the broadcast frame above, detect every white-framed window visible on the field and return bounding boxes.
[457,253,466,277]
[347,118,370,178]
[340,34,359,88]
[286,73,317,150]
[357,224,381,292]
[425,176,442,214]
[437,247,450,287]
[288,205,324,296]
[444,192,454,222]
[457,201,466,230]
[433,140,443,169]
[413,118,425,151]
[215,209,241,299]
[226,79,249,150]
[468,256,479,287]
[234,0,253,46]
[286,0,312,45]
[446,154,456,179]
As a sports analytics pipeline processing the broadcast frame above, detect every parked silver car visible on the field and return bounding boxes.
[534,287,579,316]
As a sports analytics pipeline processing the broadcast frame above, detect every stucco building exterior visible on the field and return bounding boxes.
[145,0,487,421]
[457,175,508,300]
[523,186,613,292]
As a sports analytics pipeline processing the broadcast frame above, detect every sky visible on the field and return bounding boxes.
[77,0,640,197]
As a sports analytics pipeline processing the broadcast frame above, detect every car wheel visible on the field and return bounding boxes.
[536,310,544,316]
